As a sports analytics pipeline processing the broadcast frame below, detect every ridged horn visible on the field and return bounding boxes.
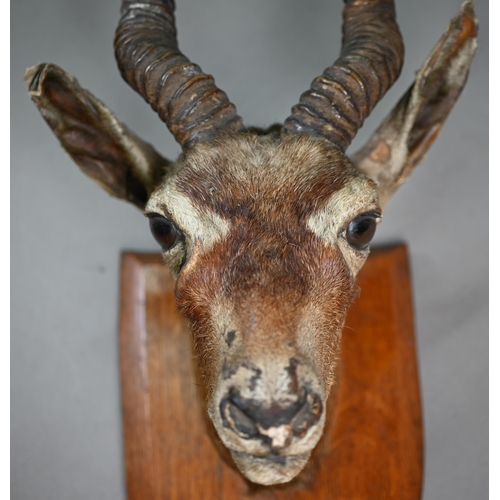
[114,0,244,148]
[283,0,404,152]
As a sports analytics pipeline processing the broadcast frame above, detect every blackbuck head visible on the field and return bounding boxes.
[25,0,477,486]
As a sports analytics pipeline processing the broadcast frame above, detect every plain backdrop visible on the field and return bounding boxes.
[11,0,488,498]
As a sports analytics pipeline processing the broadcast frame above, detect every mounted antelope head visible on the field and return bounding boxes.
[25,0,477,486]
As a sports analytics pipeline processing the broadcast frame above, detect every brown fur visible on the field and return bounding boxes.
[143,132,381,483]
[170,134,361,396]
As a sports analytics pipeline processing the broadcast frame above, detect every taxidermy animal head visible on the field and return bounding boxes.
[25,0,477,486]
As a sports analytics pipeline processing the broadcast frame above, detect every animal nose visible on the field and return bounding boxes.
[219,388,323,449]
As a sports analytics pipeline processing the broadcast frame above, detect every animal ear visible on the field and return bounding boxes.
[24,63,173,210]
[351,2,478,209]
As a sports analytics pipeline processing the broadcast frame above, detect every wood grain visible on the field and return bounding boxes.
[119,244,423,499]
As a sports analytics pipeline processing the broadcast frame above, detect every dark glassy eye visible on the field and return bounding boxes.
[345,213,379,251]
[148,214,178,251]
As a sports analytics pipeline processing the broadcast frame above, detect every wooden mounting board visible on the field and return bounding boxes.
[119,244,423,499]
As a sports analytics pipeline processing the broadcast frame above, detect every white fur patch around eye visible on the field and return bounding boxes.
[306,176,380,276]
[145,182,230,254]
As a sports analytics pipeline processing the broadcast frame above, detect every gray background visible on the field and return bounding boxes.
[11,0,488,498]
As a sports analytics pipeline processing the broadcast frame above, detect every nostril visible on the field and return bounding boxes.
[228,387,253,412]
[220,388,323,445]
[220,398,258,439]
[291,393,323,439]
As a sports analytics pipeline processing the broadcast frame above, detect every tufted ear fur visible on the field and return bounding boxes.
[25,63,173,209]
[351,2,478,209]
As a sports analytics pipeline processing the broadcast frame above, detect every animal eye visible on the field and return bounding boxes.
[345,213,379,251]
[148,214,179,251]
